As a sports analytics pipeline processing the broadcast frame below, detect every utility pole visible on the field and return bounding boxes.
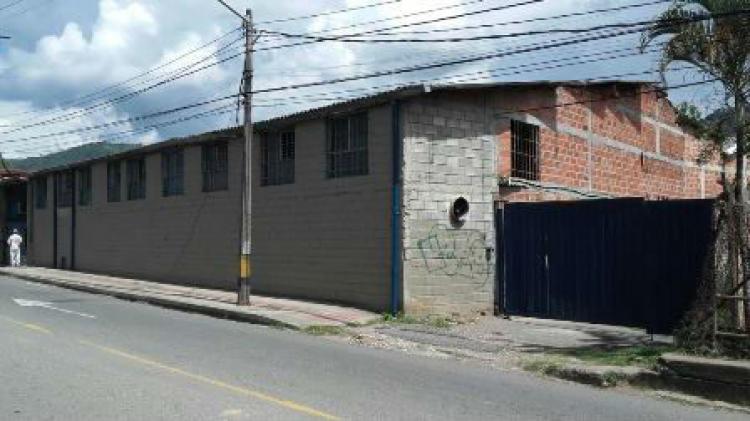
[238,8,254,306]
[214,0,254,306]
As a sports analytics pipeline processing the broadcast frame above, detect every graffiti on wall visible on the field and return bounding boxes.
[416,224,491,282]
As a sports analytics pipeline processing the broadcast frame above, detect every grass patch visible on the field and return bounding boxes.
[302,325,348,336]
[522,357,565,375]
[381,312,456,328]
[561,344,676,368]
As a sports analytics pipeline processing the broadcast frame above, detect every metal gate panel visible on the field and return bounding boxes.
[500,198,713,333]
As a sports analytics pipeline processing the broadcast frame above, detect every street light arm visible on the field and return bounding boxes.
[215,0,246,22]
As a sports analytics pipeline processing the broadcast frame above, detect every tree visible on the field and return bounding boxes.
[642,0,750,334]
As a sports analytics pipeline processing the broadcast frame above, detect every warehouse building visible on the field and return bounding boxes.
[26,81,726,315]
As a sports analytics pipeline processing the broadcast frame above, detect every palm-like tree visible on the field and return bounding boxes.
[643,0,750,198]
[642,1,750,334]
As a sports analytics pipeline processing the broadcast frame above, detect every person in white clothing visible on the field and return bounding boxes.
[7,229,22,267]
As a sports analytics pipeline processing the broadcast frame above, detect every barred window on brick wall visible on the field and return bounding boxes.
[126,158,146,201]
[261,130,295,186]
[202,142,228,192]
[161,148,184,197]
[107,161,121,203]
[77,166,92,206]
[511,120,540,181]
[34,177,47,209]
[55,171,74,208]
[327,112,368,178]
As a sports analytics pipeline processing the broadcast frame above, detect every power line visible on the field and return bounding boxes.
[17,39,668,153]
[0,27,668,142]
[250,9,748,96]
[255,0,545,52]
[0,93,241,146]
[4,23,619,135]
[0,0,23,12]
[267,20,656,43]
[0,26,243,122]
[6,104,240,156]
[8,71,712,158]
[260,0,488,35]
[0,34,245,133]
[0,0,597,129]
[250,28,648,95]
[0,0,50,23]
[0,49,698,154]
[252,42,667,104]
[362,0,672,36]
[266,8,749,43]
[257,0,404,25]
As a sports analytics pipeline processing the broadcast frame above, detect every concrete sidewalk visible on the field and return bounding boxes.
[0,266,379,329]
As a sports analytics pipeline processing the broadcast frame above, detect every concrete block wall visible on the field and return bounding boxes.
[27,176,54,267]
[402,92,497,316]
[251,105,393,312]
[28,136,243,290]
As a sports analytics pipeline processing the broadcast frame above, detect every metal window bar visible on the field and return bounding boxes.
[511,120,540,181]
[77,167,92,206]
[56,171,74,208]
[34,177,47,209]
[261,131,295,186]
[161,149,184,197]
[107,161,121,203]
[202,142,228,192]
[327,112,368,178]
[126,158,146,200]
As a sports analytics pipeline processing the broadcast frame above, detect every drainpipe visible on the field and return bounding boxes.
[52,173,58,268]
[390,100,403,315]
[70,169,76,270]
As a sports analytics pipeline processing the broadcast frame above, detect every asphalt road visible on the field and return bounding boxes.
[0,275,744,421]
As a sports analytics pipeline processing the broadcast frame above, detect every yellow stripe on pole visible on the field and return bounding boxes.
[240,254,252,278]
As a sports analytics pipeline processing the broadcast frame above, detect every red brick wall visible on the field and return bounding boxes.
[496,83,729,203]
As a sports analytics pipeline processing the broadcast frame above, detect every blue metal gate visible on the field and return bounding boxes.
[499,199,714,334]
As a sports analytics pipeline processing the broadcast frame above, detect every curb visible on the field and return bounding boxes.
[536,362,749,407]
[2,271,301,330]
[539,364,656,388]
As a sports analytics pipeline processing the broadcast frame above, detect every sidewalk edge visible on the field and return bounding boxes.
[1,270,301,330]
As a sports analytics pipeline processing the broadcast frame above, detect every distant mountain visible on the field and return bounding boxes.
[7,142,139,172]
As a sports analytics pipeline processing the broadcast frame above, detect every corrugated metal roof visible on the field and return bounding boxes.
[28,80,657,176]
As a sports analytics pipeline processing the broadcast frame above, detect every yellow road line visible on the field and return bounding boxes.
[79,340,340,420]
[0,315,52,334]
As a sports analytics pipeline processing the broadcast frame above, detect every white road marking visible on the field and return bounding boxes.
[12,298,97,319]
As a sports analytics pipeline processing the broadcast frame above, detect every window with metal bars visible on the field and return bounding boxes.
[326,112,368,178]
[511,120,540,181]
[126,157,146,200]
[34,177,47,209]
[107,161,121,203]
[55,171,74,208]
[202,142,228,192]
[77,166,92,206]
[261,130,295,186]
[161,148,184,197]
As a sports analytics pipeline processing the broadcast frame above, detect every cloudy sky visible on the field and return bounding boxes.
[0,0,719,158]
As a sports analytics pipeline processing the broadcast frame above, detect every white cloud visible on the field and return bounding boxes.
[0,0,697,158]
[0,99,157,158]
